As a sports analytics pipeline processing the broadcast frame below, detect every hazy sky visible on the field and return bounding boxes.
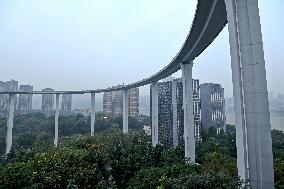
[0,0,283,97]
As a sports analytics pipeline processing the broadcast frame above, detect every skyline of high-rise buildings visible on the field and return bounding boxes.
[0,79,226,136]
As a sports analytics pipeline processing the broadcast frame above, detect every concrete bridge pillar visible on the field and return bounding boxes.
[172,80,178,148]
[123,89,129,134]
[90,93,96,136]
[151,82,159,147]
[225,0,274,187]
[181,61,195,163]
[54,94,60,147]
[5,94,15,154]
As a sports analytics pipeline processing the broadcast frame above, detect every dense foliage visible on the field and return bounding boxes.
[0,114,283,188]
[272,129,284,188]
[0,129,244,188]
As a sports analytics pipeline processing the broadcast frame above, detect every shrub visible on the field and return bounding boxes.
[0,162,33,188]
[274,159,284,188]
[169,173,243,189]
[127,164,199,189]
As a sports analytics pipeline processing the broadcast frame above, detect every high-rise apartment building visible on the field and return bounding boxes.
[103,91,113,115]
[0,79,18,113]
[139,95,150,116]
[111,90,123,117]
[61,94,72,111]
[200,83,226,133]
[151,78,201,147]
[103,86,139,118]
[129,88,139,117]
[103,89,123,117]
[18,84,33,111]
[42,88,54,112]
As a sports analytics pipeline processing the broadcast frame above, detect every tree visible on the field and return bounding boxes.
[274,159,284,188]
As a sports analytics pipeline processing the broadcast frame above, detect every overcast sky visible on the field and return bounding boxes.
[0,0,283,98]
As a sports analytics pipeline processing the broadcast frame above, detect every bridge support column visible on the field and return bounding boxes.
[90,93,96,136]
[151,82,159,147]
[225,0,274,187]
[172,80,178,148]
[122,89,129,134]
[5,94,15,154]
[54,94,60,147]
[181,61,195,163]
